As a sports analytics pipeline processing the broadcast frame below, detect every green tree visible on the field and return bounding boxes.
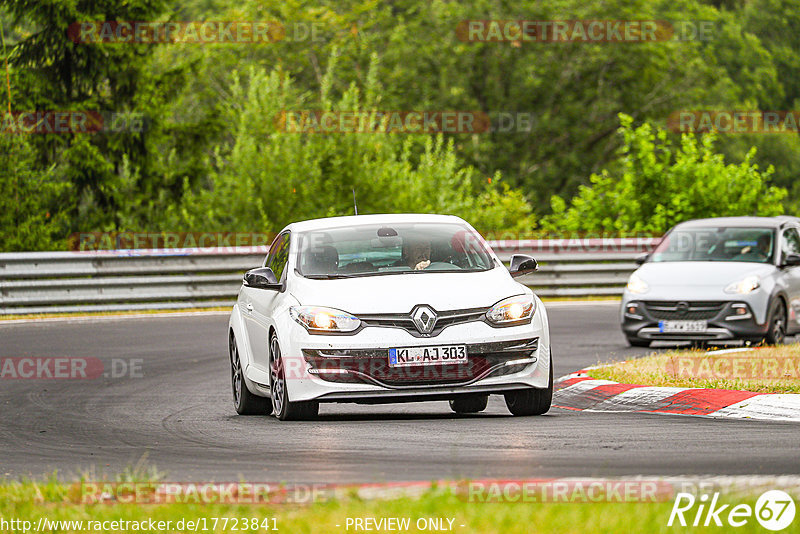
[0,134,71,250]
[166,55,536,234]
[542,114,786,234]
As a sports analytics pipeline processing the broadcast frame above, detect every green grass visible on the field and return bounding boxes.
[0,477,792,533]
[588,344,800,393]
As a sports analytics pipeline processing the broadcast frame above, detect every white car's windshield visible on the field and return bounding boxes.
[296,223,495,278]
[651,227,775,264]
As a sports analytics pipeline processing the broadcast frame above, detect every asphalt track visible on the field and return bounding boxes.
[1,302,798,483]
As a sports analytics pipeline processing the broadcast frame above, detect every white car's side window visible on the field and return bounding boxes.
[267,233,291,282]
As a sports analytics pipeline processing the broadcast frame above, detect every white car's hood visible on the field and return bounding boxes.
[636,261,775,287]
[289,268,526,313]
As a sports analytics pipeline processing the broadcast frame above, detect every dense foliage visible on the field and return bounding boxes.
[1,0,798,249]
[542,114,786,234]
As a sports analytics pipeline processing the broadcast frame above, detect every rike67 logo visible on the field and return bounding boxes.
[669,490,796,530]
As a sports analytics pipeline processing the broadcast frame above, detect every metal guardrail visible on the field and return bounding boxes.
[0,238,660,314]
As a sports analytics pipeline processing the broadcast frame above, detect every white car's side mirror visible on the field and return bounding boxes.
[508,254,538,278]
[244,267,281,290]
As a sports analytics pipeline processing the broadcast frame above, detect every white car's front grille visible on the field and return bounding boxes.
[356,306,489,337]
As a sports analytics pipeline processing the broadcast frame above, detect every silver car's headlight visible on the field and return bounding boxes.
[289,306,361,333]
[724,275,760,294]
[486,294,535,326]
[626,273,649,294]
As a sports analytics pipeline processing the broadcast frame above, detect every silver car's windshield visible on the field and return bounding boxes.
[651,227,775,264]
[296,223,495,278]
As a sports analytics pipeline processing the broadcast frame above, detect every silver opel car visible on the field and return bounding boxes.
[621,216,800,347]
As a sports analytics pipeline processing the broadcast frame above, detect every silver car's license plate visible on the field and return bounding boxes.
[388,345,467,367]
[658,320,707,333]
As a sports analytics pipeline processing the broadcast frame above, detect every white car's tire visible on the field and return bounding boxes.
[270,334,319,421]
[230,334,271,415]
[504,360,553,416]
[449,395,488,414]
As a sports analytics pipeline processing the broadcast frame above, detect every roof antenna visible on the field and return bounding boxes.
[352,188,358,215]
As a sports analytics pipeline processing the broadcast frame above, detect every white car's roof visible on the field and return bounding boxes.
[286,213,467,233]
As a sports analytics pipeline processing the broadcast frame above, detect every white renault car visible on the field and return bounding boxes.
[227,214,552,420]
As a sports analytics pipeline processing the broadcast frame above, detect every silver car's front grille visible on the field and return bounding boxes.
[643,301,726,321]
[357,307,489,337]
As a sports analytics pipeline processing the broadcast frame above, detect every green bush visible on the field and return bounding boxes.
[542,114,787,235]
[166,53,536,234]
[0,133,71,251]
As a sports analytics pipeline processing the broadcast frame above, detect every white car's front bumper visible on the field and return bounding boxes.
[263,300,551,403]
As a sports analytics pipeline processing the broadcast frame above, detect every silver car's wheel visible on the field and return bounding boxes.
[270,335,319,421]
[765,300,786,345]
[230,334,271,415]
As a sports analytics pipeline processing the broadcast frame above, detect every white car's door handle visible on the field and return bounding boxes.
[245,303,253,312]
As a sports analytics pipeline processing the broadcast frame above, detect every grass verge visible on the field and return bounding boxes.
[0,478,782,534]
[587,344,800,394]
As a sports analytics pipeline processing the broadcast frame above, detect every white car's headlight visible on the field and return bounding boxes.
[486,294,535,326]
[290,306,361,333]
[626,273,649,294]
[724,275,760,294]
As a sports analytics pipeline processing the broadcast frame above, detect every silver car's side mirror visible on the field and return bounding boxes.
[782,253,800,267]
[244,267,281,290]
[508,254,538,278]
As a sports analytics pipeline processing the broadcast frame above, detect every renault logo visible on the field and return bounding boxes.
[411,305,438,334]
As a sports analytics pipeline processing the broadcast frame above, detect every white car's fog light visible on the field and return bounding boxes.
[290,306,361,333]
[486,295,535,326]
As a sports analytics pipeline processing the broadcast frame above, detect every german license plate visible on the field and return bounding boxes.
[388,345,467,367]
[658,320,707,333]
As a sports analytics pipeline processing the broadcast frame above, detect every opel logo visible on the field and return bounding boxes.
[411,305,438,334]
[676,302,690,315]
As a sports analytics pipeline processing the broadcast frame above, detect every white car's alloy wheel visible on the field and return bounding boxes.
[270,336,285,416]
[269,335,319,421]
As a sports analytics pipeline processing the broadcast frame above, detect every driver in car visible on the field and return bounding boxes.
[735,233,772,261]
[403,238,432,270]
